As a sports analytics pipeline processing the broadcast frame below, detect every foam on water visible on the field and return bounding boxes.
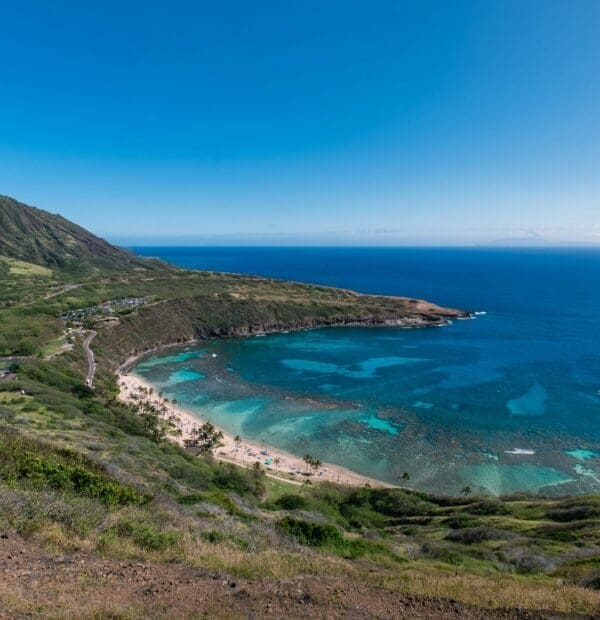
[480,449,499,461]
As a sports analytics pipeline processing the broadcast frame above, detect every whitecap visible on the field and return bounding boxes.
[504,448,536,455]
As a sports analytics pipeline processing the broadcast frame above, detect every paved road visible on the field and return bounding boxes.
[83,330,97,388]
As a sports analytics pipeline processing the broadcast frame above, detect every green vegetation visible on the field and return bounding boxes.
[0,256,53,277]
[0,195,163,275]
[0,429,147,507]
[1,351,599,613]
[0,196,598,614]
[303,454,323,472]
[183,421,224,453]
[0,197,462,358]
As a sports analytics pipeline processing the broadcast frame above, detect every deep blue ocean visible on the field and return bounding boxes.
[131,247,600,495]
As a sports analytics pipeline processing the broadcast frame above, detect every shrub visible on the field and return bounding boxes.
[443,515,476,529]
[420,541,465,565]
[278,517,343,547]
[515,554,554,574]
[0,429,148,507]
[466,499,509,515]
[546,505,600,522]
[201,529,228,543]
[274,493,310,510]
[212,461,265,498]
[277,517,380,559]
[446,526,515,545]
[367,488,436,517]
[115,518,181,551]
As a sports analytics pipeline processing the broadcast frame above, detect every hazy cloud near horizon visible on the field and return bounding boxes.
[0,2,599,243]
[111,226,600,247]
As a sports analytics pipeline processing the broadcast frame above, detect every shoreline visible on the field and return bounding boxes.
[117,371,394,488]
[114,317,470,489]
[115,312,467,376]
[115,320,474,488]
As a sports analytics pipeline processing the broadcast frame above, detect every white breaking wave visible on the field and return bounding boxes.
[504,448,536,455]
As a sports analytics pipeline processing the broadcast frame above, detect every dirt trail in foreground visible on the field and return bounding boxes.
[0,533,587,619]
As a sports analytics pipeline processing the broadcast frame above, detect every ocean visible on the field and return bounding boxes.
[131,246,600,495]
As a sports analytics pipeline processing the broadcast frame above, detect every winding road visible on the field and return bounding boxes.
[83,330,97,388]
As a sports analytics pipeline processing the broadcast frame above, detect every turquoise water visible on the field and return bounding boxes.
[132,247,600,496]
[565,449,599,461]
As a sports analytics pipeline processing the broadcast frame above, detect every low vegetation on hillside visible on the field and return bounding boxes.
[0,352,599,614]
[1,196,599,615]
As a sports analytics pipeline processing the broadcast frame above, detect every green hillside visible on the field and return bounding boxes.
[0,195,159,275]
[0,197,598,616]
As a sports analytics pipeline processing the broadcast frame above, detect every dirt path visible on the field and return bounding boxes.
[0,532,583,619]
[83,330,97,388]
[44,282,82,299]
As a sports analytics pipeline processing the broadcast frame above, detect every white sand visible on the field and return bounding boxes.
[118,372,391,488]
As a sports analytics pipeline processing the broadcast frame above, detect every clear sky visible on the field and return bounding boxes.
[1,1,599,245]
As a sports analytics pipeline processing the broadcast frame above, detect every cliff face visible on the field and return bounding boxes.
[94,293,467,370]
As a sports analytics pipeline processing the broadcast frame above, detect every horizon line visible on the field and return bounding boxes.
[123,242,600,250]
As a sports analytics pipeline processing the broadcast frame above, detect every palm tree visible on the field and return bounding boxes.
[460,485,472,496]
[303,454,321,473]
[400,472,410,483]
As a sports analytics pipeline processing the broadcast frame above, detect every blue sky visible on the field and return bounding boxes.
[0,1,599,245]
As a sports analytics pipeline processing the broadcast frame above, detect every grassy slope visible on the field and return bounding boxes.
[0,200,598,613]
[0,258,463,359]
[0,194,464,358]
[0,355,599,614]
[0,277,598,613]
[0,194,160,274]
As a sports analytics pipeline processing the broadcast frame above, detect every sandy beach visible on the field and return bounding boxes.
[117,371,391,488]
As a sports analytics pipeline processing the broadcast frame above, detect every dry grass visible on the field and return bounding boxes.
[0,581,144,619]
[370,563,600,614]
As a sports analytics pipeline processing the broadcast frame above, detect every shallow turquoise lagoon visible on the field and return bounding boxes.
[134,323,600,496]
[565,449,599,461]
[136,350,205,369]
[463,463,573,496]
[162,369,205,386]
[359,414,402,435]
[131,247,600,496]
